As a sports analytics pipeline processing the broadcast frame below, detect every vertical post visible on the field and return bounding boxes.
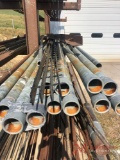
[22,0,39,54]
[44,11,50,34]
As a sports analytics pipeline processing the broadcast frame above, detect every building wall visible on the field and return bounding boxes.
[50,0,120,62]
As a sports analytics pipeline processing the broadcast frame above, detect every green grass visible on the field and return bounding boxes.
[0,10,45,41]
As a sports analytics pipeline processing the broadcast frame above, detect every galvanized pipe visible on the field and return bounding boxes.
[72,47,117,96]
[63,45,103,94]
[2,109,26,135]
[0,57,37,118]
[0,50,38,101]
[90,93,111,113]
[47,94,61,115]
[62,93,80,116]
[76,46,102,67]
[109,93,120,115]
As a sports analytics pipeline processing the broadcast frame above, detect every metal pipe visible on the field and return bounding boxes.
[47,94,61,115]
[63,45,103,94]
[109,93,120,115]
[72,47,117,96]
[2,110,26,135]
[0,54,32,85]
[62,93,80,116]
[0,57,37,117]
[76,46,102,67]
[55,77,74,97]
[87,125,109,156]
[0,50,38,101]
[90,93,111,113]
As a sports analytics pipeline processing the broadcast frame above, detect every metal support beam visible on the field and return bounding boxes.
[0,1,81,10]
[22,0,39,54]
[44,12,50,34]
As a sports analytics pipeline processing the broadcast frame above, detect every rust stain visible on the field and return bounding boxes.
[103,88,116,95]
[65,106,79,115]
[93,68,100,74]
[57,89,69,96]
[89,86,102,92]
[116,108,120,114]
[29,116,44,126]
[0,110,8,118]
[96,105,108,112]
[44,89,50,96]
[7,122,22,132]
[48,105,61,114]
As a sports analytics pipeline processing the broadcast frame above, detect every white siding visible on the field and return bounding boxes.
[50,0,120,62]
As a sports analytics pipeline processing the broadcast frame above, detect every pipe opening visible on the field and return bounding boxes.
[103,82,117,96]
[47,101,61,115]
[56,83,70,96]
[96,144,109,156]
[96,63,102,68]
[95,100,109,113]
[27,112,44,127]
[44,83,50,96]
[116,104,120,115]
[0,106,9,118]
[64,102,79,116]
[3,118,22,134]
[88,79,102,93]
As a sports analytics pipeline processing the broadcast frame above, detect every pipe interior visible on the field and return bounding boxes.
[96,63,102,68]
[88,79,102,93]
[116,103,120,114]
[56,83,70,96]
[103,82,117,96]
[0,106,9,118]
[44,83,50,95]
[64,102,79,115]
[95,100,109,113]
[4,118,22,133]
[28,112,44,126]
[47,101,61,114]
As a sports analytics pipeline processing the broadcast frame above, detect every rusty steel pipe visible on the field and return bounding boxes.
[63,45,103,94]
[90,93,111,113]
[72,47,117,96]
[0,50,38,101]
[76,47,102,67]
[0,54,32,85]
[0,57,37,118]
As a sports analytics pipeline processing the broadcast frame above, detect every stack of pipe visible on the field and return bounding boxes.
[63,44,119,115]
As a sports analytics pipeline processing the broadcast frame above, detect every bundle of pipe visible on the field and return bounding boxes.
[2,67,47,134]
[71,47,117,97]
[70,46,120,114]
[62,45,103,94]
[0,50,38,101]
[0,57,38,119]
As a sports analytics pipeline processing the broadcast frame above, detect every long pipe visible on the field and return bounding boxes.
[76,46,102,67]
[0,54,32,85]
[62,93,80,116]
[85,103,109,156]
[0,50,38,101]
[90,93,111,113]
[109,93,120,115]
[0,57,37,118]
[72,47,117,96]
[63,45,103,94]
